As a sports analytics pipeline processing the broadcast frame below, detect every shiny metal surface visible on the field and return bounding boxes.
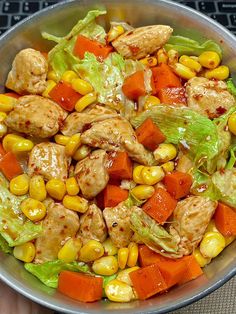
[0,0,236,313]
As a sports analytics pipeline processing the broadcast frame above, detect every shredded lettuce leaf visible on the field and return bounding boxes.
[227,78,236,97]
[0,234,12,254]
[164,35,222,58]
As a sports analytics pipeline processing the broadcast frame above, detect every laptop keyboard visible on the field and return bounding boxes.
[0,0,235,36]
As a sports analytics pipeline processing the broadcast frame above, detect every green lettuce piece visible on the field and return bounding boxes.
[0,173,9,188]
[227,78,236,96]
[0,234,12,254]
[226,144,236,169]
[0,186,42,246]
[25,260,90,288]
[164,35,222,58]
[130,207,178,253]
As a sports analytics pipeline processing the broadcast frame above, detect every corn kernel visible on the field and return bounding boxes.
[0,112,7,122]
[167,49,179,65]
[179,55,202,72]
[140,57,158,67]
[193,248,211,268]
[189,56,199,62]
[79,240,104,262]
[13,242,35,263]
[107,25,125,42]
[47,70,60,82]
[29,175,47,201]
[42,80,57,98]
[131,185,154,200]
[198,51,221,69]
[20,198,47,222]
[92,256,118,276]
[63,195,88,213]
[0,94,16,112]
[105,279,135,302]
[157,48,168,64]
[205,220,219,233]
[116,266,140,286]
[225,235,236,246]
[141,166,165,185]
[127,242,138,267]
[161,161,175,173]
[0,122,7,138]
[173,63,196,80]
[205,65,229,80]
[200,231,226,258]
[133,165,145,184]
[75,93,97,112]
[66,177,79,196]
[11,139,34,153]
[10,174,29,196]
[65,133,81,156]
[61,70,78,83]
[143,95,161,110]
[228,112,236,136]
[118,247,129,270]
[58,238,82,263]
[46,179,66,201]
[103,238,118,256]
[72,78,93,95]
[2,134,22,151]
[154,143,177,163]
[73,145,91,161]
[54,134,70,146]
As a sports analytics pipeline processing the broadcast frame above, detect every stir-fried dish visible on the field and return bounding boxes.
[1,10,236,303]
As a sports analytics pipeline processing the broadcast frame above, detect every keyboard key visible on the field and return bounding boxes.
[23,2,40,13]
[11,15,27,26]
[180,2,196,9]
[198,1,216,13]
[230,14,236,26]
[0,15,8,28]
[218,2,236,13]
[3,2,20,14]
[210,14,229,26]
[42,1,57,8]
[0,28,7,36]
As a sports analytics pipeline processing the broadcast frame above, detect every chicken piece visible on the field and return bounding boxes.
[6,48,48,95]
[103,202,134,248]
[34,203,80,263]
[170,196,217,256]
[79,204,107,243]
[112,25,173,60]
[61,105,118,136]
[5,95,67,138]
[28,142,69,181]
[186,77,235,118]
[81,117,156,165]
[74,149,109,199]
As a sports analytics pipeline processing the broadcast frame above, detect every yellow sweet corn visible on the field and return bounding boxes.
[118,247,129,270]
[66,177,80,196]
[92,256,118,276]
[143,95,161,110]
[75,93,97,112]
[0,112,7,122]
[200,231,226,259]
[65,133,81,156]
[127,242,138,268]
[79,240,104,262]
[54,134,70,146]
[61,70,78,83]
[58,238,82,263]
[46,179,66,201]
[29,175,47,202]
[71,78,93,95]
[154,143,177,163]
[179,55,202,72]
[193,248,211,268]
[0,94,16,112]
[140,56,158,67]
[11,139,34,153]
[0,122,7,138]
[167,49,179,65]
[198,51,221,69]
[228,112,236,135]
[2,134,24,152]
[20,198,47,222]
[161,161,175,173]
[172,62,196,80]
[205,219,219,233]
[131,185,155,200]
[103,238,118,256]
[13,242,35,263]
[10,174,29,196]
[42,80,57,98]
[116,266,140,286]
[105,279,135,302]
[133,165,145,184]
[141,166,165,185]
[157,48,168,64]
[205,65,229,80]
[47,70,59,82]
[107,25,125,42]
[73,145,91,161]
[63,195,88,213]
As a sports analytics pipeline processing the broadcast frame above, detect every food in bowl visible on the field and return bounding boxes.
[0,9,236,304]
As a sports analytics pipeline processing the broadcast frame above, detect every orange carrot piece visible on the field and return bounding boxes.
[58,271,103,302]
[0,151,23,180]
[178,255,203,284]
[214,203,236,237]
[158,87,187,105]
[152,63,182,93]
[107,151,133,180]
[164,171,192,199]
[139,245,172,267]
[142,188,177,224]
[0,144,6,160]
[129,263,167,300]
[157,260,186,289]
[103,184,129,207]
[74,34,113,60]
[4,92,20,99]
[135,118,166,151]
[122,71,146,100]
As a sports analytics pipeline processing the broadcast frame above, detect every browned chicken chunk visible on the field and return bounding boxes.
[79,204,107,243]
[75,149,109,199]
[34,203,80,263]
[28,142,69,181]
[112,25,173,60]
[5,95,67,138]
[6,48,48,95]
[186,77,235,118]
[81,117,156,165]
[103,201,133,248]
